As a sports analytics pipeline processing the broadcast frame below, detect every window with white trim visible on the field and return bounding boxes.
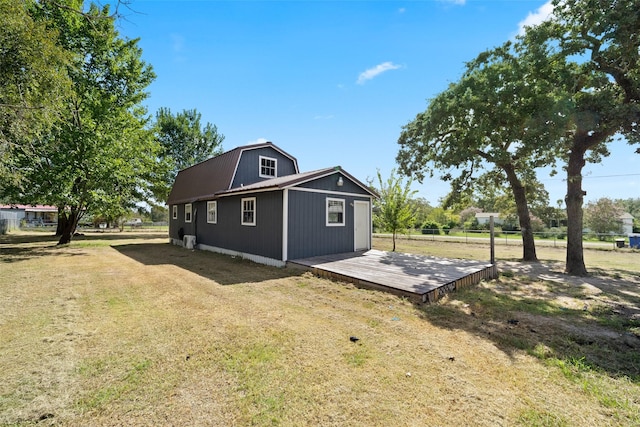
[241,197,256,226]
[326,198,345,226]
[172,205,177,220]
[185,203,192,223]
[207,201,217,224]
[259,156,277,178]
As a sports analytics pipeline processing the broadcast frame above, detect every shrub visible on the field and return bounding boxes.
[422,220,441,235]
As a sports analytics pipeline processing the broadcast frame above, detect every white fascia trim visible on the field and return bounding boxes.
[197,243,286,268]
[229,145,300,189]
[217,187,280,198]
[282,188,289,261]
[281,170,375,197]
[289,186,374,199]
[253,144,299,173]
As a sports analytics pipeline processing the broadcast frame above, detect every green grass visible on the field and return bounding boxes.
[1,231,639,426]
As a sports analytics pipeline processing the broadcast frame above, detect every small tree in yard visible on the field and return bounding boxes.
[584,198,624,240]
[370,169,416,251]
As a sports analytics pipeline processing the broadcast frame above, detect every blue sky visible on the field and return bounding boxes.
[117,0,639,206]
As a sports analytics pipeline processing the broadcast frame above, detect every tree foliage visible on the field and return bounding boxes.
[524,0,640,274]
[2,0,157,244]
[0,0,71,189]
[397,39,568,261]
[584,198,624,239]
[398,0,640,273]
[407,197,433,229]
[617,198,640,221]
[370,169,416,251]
[152,107,225,203]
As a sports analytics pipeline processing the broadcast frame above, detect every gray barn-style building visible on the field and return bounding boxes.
[167,142,377,266]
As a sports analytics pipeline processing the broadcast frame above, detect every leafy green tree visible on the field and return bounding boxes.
[370,169,417,251]
[458,207,482,227]
[0,0,71,190]
[525,0,640,274]
[397,40,568,261]
[150,205,169,223]
[153,107,225,203]
[584,198,624,240]
[6,1,156,244]
[425,207,458,230]
[407,197,433,230]
[617,198,640,221]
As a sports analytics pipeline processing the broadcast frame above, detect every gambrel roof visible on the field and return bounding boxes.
[167,142,299,205]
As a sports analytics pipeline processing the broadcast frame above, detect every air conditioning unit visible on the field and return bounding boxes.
[183,235,196,249]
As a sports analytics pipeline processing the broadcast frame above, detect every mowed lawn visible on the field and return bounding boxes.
[1,232,639,426]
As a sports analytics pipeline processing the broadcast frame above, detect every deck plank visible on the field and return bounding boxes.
[288,249,496,302]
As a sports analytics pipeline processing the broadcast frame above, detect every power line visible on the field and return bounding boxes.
[540,173,640,182]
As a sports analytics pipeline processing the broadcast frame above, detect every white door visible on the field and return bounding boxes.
[354,201,370,251]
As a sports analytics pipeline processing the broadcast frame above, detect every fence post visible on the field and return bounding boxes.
[489,216,495,264]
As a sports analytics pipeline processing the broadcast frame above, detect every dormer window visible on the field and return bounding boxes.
[259,156,277,178]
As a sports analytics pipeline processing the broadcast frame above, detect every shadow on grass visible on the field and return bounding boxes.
[0,232,170,263]
[113,242,301,286]
[0,233,80,263]
[416,274,640,381]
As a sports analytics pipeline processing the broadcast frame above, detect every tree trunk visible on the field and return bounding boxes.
[392,230,397,252]
[56,207,67,236]
[503,165,538,262]
[57,207,81,245]
[565,145,588,276]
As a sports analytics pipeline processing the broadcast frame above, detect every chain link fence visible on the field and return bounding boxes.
[379,228,640,249]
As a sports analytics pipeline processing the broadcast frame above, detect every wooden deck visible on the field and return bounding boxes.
[288,249,498,303]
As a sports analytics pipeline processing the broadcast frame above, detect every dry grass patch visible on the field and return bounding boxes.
[1,231,639,426]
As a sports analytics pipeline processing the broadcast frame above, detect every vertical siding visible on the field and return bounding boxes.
[298,172,368,195]
[287,190,371,260]
[231,147,298,188]
[195,192,283,260]
[169,203,197,240]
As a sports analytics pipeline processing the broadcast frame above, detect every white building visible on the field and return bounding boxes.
[475,212,503,225]
[621,212,634,235]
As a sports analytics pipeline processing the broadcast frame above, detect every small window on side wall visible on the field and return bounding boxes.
[172,205,177,220]
[326,198,345,226]
[207,201,217,224]
[241,197,256,226]
[185,204,192,223]
[259,156,277,178]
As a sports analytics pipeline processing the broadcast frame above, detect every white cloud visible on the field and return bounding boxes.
[398,7,406,14]
[247,137,269,145]
[170,33,187,63]
[357,62,402,85]
[170,33,185,52]
[439,0,466,5]
[313,114,335,120]
[517,1,554,36]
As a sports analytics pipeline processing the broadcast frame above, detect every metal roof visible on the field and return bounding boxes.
[167,142,377,205]
[167,142,299,205]
[216,166,378,199]
[0,204,58,212]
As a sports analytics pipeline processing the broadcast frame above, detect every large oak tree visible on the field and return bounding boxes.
[0,0,71,190]
[528,0,640,275]
[5,0,156,244]
[397,41,569,261]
